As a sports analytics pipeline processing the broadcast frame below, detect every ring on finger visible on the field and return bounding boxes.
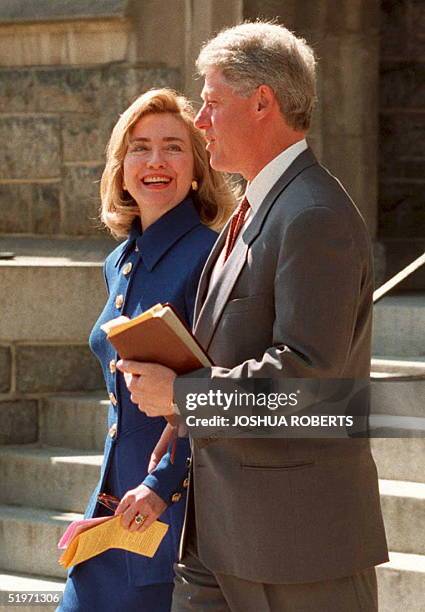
[134,513,147,526]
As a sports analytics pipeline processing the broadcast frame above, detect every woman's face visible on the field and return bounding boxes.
[123,113,195,227]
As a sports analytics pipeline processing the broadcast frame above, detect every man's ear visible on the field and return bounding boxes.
[254,85,275,117]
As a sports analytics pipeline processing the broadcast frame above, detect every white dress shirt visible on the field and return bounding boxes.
[208,138,308,293]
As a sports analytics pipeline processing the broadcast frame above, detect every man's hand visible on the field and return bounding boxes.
[115,484,167,532]
[116,360,177,417]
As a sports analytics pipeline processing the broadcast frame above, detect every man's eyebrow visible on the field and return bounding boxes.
[202,91,219,102]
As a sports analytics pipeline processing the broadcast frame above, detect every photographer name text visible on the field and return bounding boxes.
[186,415,354,428]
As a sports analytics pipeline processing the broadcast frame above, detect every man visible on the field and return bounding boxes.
[117,22,388,611]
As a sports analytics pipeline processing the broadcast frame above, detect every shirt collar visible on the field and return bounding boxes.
[115,196,201,271]
[245,139,308,211]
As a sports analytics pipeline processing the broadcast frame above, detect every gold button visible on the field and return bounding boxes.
[171,492,182,503]
[182,478,189,488]
[109,392,118,406]
[109,359,116,373]
[115,294,124,309]
[123,262,132,275]
[108,423,117,438]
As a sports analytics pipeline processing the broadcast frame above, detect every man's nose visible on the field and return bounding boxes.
[194,106,210,130]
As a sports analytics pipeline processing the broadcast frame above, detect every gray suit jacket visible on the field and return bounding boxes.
[177,148,388,584]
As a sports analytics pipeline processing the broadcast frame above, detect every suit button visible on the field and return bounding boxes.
[186,457,191,468]
[115,294,124,309]
[171,492,182,503]
[109,392,118,406]
[182,478,189,488]
[135,245,139,252]
[123,262,132,275]
[109,359,116,373]
[108,423,117,438]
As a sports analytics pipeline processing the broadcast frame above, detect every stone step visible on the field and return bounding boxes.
[0,238,112,395]
[369,416,425,437]
[0,571,65,612]
[371,358,425,419]
[0,560,422,612]
[371,438,425,483]
[0,476,421,584]
[371,356,425,377]
[0,505,80,580]
[39,393,108,451]
[0,445,102,513]
[0,237,112,345]
[377,552,425,612]
[372,293,425,357]
[379,480,425,556]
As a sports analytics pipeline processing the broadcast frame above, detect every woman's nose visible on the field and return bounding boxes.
[146,149,166,168]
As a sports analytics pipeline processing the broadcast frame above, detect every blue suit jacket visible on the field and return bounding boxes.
[86,197,217,586]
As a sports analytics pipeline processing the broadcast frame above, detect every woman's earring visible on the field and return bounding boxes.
[191,179,198,191]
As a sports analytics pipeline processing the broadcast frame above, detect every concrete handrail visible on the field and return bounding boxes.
[373,252,425,304]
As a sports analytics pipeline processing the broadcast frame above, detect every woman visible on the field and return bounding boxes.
[59,89,234,612]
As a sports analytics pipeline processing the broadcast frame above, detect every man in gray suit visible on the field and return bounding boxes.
[118,22,388,611]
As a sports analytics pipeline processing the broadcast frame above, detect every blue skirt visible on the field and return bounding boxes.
[58,548,174,612]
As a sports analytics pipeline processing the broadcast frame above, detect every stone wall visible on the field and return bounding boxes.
[0,63,180,237]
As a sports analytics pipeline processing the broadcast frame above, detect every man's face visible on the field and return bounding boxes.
[195,68,258,179]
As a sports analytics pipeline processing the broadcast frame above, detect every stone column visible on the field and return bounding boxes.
[184,0,243,103]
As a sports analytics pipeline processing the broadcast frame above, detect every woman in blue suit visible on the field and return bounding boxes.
[59,89,234,612]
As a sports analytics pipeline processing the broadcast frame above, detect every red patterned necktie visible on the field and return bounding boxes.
[223,197,251,262]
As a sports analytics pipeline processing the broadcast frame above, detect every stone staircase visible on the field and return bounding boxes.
[0,240,111,610]
[0,293,423,611]
[371,292,425,611]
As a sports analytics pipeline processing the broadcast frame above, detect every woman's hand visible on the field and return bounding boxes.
[148,423,176,473]
[115,484,167,532]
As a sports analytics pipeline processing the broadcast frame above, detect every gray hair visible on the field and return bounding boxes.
[196,22,317,131]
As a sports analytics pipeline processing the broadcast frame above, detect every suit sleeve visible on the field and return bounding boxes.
[175,205,368,420]
[142,435,190,504]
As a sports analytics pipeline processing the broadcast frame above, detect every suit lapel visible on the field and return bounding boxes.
[194,233,249,349]
[193,225,228,323]
[194,148,318,350]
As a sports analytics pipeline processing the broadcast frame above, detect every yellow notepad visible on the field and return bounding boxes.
[59,516,168,568]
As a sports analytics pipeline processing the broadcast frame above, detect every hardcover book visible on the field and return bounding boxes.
[102,302,212,373]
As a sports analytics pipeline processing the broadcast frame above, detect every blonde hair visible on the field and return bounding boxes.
[101,88,235,238]
[197,21,317,131]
